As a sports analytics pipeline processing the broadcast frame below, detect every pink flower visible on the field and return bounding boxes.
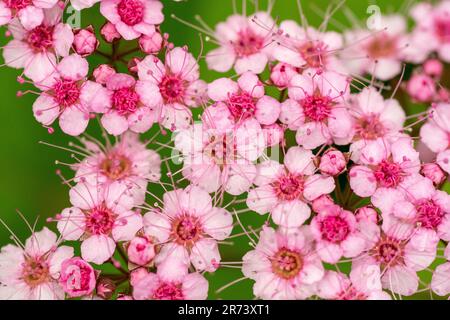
[74,132,161,206]
[56,181,143,264]
[2,7,74,83]
[421,163,447,186]
[59,257,96,298]
[310,204,366,263]
[137,47,207,131]
[424,59,444,78]
[270,62,299,89]
[32,54,107,136]
[205,12,276,74]
[319,148,347,176]
[432,261,450,296]
[139,29,163,54]
[342,15,408,80]
[242,226,324,299]
[349,138,421,199]
[246,146,335,228]
[420,103,450,174]
[100,0,164,40]
[406,73,436,103]
[347,87,406,163]
[317,271,391,300]
[93,64,116,84]
[73,26,99,57]
[101,21,121,42]
[132,268,208,300]
[0,227,73,300]
[127,235,156,266]
[280,69,352,149]
[143,186,233,273]
[0,0,58,30]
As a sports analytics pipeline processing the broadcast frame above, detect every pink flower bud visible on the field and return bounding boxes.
[262,123,284,147]
[59,257,96,298]
[421,163,447,186]
[319,149,347,176]
[127,236,156,266]
[93,64,116,84]
[438,87,450,102]
[312,195,335,213]
[270,63,298,88]
[406,74,436,103]
[96,278,116,300]
[128,57,142,74]
[424,59,443,78]
[101,22,121,43]
[139,31,163,54]
[73,26,99,57]
[355,206,378,224]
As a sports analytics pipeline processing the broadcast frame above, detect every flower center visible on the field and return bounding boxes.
[301,93,333,122]
[27,25,54,52]
[320,215,350,243]
[299,40,327,68]
[85,205,115,235]
[227,92,256,122]
[159,75,185,103]
[100,152,132,180]
[52,79,81,108]
[434,17,450,43]
[271,173,304,201]
[21,256,50,288]
[204,134,235,166]
[271,248,303,280]
[365,34,398,59]
[153,282,184,300]
[373,160,404,188]
[172,214,202,246]
[338,286,367,300]
[371,237,404,267]
[233,28,264,57]
[416,199,444,229]
[117,0,145,26]
[5,0,32,10]
[112,87,140,116]
[355,114,385,140]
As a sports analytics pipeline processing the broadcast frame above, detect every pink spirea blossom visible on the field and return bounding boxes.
[0,0,58,30]
[59,257,96,298]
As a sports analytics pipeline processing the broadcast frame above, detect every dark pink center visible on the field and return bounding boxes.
[416,199,444,229]
[53,80,81,108]
[374,160,404,188]
[320,215,350,243]
[434,16,450,43]
[272,173,304,201]
[338,286,367,300]
[299,41,327,68]
[227,92,256,122]
[27,25,54,51]
[172,214,202,246]
[233,28,264,57]
[112,87,140,115]
[355,114,385,140]
[5,0,32,10]
[117,0,145,26]
[21,256,50,288]
[372,237,404,267]
[271,248,303,280]
[159,75,185,103]
[301,93,333,122]
[100,152,132,180]
[153,282,184,300]
[85,206,115,235]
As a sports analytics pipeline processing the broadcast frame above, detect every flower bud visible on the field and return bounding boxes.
[128,57,142,74]
[139,31,163,54]
[424,59,443,78]
[421,163,446,186]
[101,22,121,43]
[406,74,436,103]
[270,63,298,88]
[73,26,98,57]
[127,236,156,266]
[59,257,96,298]
[96,277,116,300]
[312,195,335,213]
[319,149,347,176]
[355,206,378,224]
[93,64,116,84]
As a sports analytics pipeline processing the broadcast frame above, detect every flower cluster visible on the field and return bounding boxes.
[0,0,450,300]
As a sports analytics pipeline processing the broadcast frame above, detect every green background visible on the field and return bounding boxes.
[0,0,444,300]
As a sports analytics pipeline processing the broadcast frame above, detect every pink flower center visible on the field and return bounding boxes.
[100,152,132,180]
[117,0,145,26]
[271,248,303,280]
[434,16,450,43]
[337,286,367,300]
[320,215,350,243]
[52,79,81,108]
[159,75,186,103]
[21,256,50,288]
[365,34,398,59]
[373,160,404,188]
[233,28,264,57]
[371,237,404,267]
[172,214,202,246]
[301,93,333,122]
[299,41,327,68]
[416,199,444,229]
[27,25,54,52]
[85,205,115,235]
[272,173,305,201]
[112,87,140,116]
[355,114,385,140]
[153,282,184,300]
[5,0,32,10]
[227,92,256,122]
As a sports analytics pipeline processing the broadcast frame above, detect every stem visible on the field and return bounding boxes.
[278,89,287,102]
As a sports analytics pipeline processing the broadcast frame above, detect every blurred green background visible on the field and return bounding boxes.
[0,0,443,300]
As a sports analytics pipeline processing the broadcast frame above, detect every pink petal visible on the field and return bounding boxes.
[57,54,89,81]
[255,95,280,125]
[143,211,171,242]
[349,166,377,197]
[81,235,116,264]
[205,46,235,73]
[112,211,143,241]
[101,111,129,135]
[234,52,268,75]
[59,106,89,136]
[207,78,239,101]
[202,208,233,241]
[284,146,315,175]
[57,207,86,241]
[32,93,59,126]
[182,273,209,300]
[190,238,221,272]
[18,6,43,30]
[272,200,311,228]
[303,174,335,201]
